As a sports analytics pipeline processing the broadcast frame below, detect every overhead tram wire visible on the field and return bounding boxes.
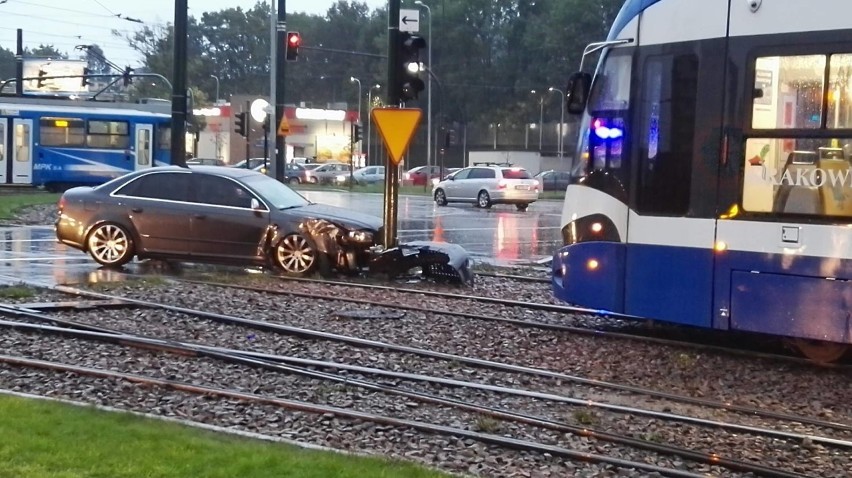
[0,12,137,34]
[6,0,117,20]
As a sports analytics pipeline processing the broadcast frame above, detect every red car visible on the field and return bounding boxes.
[403,165,443,186]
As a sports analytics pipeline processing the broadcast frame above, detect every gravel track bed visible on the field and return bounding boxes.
[10,300,849,476]
[79,282,850,424]
[0,331,721,478]
[0,364,641,478]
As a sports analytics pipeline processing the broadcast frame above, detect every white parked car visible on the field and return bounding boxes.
[431,165,540,211]
[353,166,385,185]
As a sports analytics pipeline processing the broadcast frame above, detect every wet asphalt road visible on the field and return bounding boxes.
[0,191,562,285]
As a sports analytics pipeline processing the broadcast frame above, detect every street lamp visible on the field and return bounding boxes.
[530,89,544,151]
[367,84,381,165]
[414,0,432,173]
[210,74,220,104]
[549,87,566,161]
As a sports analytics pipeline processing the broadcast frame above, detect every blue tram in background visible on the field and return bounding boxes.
[0,97,172,191]
[554,0,852,361]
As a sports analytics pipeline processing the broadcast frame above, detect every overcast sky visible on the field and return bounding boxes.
[1,0,386,67]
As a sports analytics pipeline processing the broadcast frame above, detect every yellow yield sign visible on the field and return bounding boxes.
[277,116,291,137]
[371,108,422,164]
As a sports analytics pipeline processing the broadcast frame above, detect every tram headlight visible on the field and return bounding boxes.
[591,222,603,233]
[587,259,600,271]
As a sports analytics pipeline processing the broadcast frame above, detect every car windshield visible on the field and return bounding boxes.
[501,168,532,179]
[241,174,310,209]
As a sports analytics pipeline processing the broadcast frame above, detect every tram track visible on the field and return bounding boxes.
[130,270,851,367]
[3,276,850,434]
[0,309,834,478]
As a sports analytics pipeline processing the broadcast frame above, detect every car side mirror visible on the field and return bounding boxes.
[250,198,262,210]
[566,71,592,115]
[448,176,455,181]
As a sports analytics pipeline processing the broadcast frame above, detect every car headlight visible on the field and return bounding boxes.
[336,175,347,182]
[347,230,373,243]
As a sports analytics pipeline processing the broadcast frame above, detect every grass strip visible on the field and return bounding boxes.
[0,395,451,478]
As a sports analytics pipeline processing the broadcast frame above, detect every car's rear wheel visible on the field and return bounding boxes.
[288,177,300,184]
[273,234,318,276]
[516,203,529,211]
[434,188,448,206]
[309,177,318,184]
[86,223,134,268]
[477,190,492,208]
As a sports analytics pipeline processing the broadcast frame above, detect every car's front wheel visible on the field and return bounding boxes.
[288,177,300,185]
[434,188,448,206]
[309,177,318,184]
[273,234,318,276]
[516,203,529,212]
[86,223,134,268]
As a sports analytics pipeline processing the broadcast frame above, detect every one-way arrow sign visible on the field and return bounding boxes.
[399,8,420,33]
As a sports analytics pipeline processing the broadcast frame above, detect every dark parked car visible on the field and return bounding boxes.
[55,166,381,276]
[253,162,308,184]
[534,170,573,191]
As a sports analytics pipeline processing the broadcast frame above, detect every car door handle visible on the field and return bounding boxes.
[131,207,143,213]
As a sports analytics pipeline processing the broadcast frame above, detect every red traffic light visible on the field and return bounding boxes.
[286,32,301,61]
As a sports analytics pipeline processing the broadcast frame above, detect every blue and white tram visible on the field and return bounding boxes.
[0,98,172,190]
[554,0,852,361]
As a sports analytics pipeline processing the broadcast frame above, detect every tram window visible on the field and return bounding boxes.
[635,54,698,215]
[589,53,632,113]
[87,120,130,149]
[752,55,825,130]
[742,137,852,217]
[39,117,85,147]
[827,54,852,129]
[157,124,172,151]
[0,123,4,162]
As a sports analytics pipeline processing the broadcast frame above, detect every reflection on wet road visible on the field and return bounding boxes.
[300,190,562,265]
[0,191,562,285]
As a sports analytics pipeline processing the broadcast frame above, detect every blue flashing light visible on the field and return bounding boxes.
[593,125,624,140]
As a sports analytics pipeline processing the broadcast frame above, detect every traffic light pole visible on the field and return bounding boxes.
[244,101,251,166]
[170,0,189,168]
[382,0,402,249]
[274,0,287,183]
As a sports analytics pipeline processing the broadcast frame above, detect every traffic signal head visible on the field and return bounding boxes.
[286,32,301,61]
[397,32,426,102]
[123,66,134,86]
[353,123,362,143]
[82,67,91,87]
[234,112,247,137]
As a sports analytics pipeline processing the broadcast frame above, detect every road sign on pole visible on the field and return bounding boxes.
[371,107,422,164]
[399,9,420,33]
[277,116,291,137]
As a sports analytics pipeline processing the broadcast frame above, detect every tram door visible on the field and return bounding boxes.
[11,119,32,184]
[134,124,154,171]
[0,119,7,183]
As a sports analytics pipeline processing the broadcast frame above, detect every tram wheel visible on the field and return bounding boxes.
[791,338,849,363]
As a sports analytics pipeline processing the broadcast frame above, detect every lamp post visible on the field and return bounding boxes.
[530,89,544,151]
[414,0,431,173]
[350,76,362,163]
[548,86,566,161]
[367,84,381,165]
[210,74,219,104]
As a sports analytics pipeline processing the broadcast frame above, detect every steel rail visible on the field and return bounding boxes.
[474,271,551,283]
[0,354,713,478]
[0,315,822,476]
[2,290,850,437]
[150,275,845,368]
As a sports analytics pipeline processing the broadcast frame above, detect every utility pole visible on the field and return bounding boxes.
[274,0,287,182]
[15,29,23,96]
[415,1,432,177]
[171,0,189,168]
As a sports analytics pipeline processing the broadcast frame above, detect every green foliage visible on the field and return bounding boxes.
[0,395,451,478]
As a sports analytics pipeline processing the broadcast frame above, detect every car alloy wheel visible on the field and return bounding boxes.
[275,234,317,275]
[477,190,492,208]
[288,177,300,184]
[434,189,447,206]
[87,223,134,267]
